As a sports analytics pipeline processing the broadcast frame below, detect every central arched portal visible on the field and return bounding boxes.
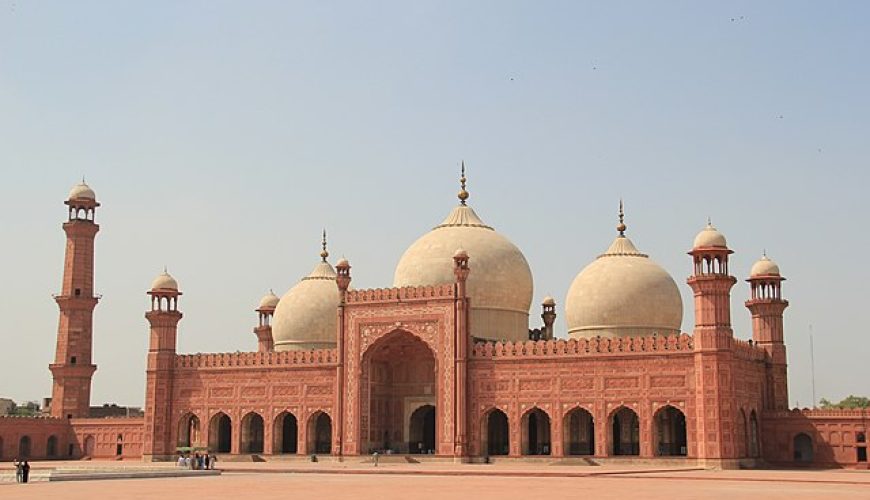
[360,330,437,454]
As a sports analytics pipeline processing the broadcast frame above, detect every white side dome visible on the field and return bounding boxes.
[151,271,178,291]
[693,222,727,249]
[393,203,533,342]
[750,255,781,277]
[566,234,683,339]
[69,182,96,201]
[258,290,280,309]
[272,259,339,351]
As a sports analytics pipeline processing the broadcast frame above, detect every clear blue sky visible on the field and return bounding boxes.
[1,1,867,407]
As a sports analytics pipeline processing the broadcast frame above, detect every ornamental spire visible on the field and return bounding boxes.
[617,198,627,236]
[320,229,329,262]
[458,161,469,205]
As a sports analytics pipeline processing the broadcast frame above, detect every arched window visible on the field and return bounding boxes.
[654,406,687,456]
[47,435,58,457]
[522,408,551,455]
[564,407,595,456]
[483,409,509,456]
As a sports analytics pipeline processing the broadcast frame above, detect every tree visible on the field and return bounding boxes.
[819,395,870,409]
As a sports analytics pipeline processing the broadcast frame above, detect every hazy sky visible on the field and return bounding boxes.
[1,1,868,408]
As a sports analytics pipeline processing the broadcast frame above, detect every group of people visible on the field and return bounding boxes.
[176,452,217,470]
[12,458,31,483]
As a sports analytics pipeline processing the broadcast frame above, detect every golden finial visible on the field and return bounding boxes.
[163,265,168,274]
[617,198,626,236]
[320,229,329,262]
[458,160,469,205]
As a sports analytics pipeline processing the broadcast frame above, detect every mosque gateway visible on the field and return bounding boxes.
[0,172,867,470]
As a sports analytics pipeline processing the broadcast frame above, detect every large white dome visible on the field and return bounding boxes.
[272,259,339,351]
[393,201,533,342]
[565,232,683,339]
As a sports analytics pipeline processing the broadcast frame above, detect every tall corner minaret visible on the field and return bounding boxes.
[143,269,182,461]
[745,253,789,410]
[49,181,101,419]
[687,221,739,465]
[254,290,279,352]
[687,220,737,349]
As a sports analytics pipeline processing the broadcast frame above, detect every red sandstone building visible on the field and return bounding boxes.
[0,177,867,469]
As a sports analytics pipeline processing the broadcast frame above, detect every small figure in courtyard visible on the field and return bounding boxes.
[13,458,23,483]
[22,461,30,483]
[177,454,185,467]
[210,454,218,470]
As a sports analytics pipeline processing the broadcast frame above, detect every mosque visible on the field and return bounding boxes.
[0,171,866,469]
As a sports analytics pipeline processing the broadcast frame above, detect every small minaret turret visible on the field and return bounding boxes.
[541,296,556,340]
[687,220,737,348]
[453,247,471,456]
[49,181,100,419]
[254,291,279,352]
[143,269,182,461]
[746,253,789,410]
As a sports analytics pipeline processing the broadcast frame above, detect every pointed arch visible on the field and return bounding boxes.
[749,410,760,458]
[794,433,813,463]
[609,406,639,456]
[18,435,31,458]
[563,406,595,456]
[208,412,232,453]
[46,435,58,457]
[273,411,298,454]
[177,413,201,448]
[241,412,265,453]
[307,411,332,454]
[654,405,687,456]
[481,408,510,456]
[521,407,551,455]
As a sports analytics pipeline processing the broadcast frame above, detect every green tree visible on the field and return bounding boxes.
[819,395,870,409]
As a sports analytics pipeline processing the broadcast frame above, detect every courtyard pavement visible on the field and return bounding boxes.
[1,460,868,499]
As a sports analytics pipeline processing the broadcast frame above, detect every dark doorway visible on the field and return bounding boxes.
[523,408,551,455]
[241,413,265,453]
[564,407,595,455]
[793,433,813,463]
[47,435,58,457]
[18,436,31,458]
[310,412,332,454]
[210,413,232,453]
[274,412,298,454]
[611,407,640,456]
[178,413,200,448]
[486,409,510,456]
[655,406,687,456]
[409,405,436,454]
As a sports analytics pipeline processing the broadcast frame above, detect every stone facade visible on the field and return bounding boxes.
[1,186,867,470]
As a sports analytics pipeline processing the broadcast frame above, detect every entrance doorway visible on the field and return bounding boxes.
[209,413,232,453]
[655,406,687,456]
[241,412,265,453]
[564,407,595,455]
[178,413,200,448]
[522,408,551,455]
[409,405,436,454]
[273,412,298,454]
[360,330,436,454]
[484,409,510,456]
[308,412,332,454]
[793,433,813,463]
[611,407,640,456]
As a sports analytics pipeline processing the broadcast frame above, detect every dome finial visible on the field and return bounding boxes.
[616,198,627,236]
[458,160,469,205]
[707,216,712,227]
[320,229,329,262]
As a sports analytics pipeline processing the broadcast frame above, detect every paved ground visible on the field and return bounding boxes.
[1,461,868,499]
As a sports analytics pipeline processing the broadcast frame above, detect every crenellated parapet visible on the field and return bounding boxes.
[174,348,337,369]
[731,338,767,361]
[471,333,694,359]
[346,284,456,304]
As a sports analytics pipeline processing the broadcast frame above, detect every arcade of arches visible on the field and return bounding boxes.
[360,330,436,454]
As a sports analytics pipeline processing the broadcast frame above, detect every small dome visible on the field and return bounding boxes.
[336,257,349,267]
[258,290,280,309]
[151,271,178,291]
[453,247,468,258]
[750,255,781,277]
[542,296,556,306]
[566,234,683,339]
[68,182,96,201]
[272,258,339,351]
[693,222,727,249]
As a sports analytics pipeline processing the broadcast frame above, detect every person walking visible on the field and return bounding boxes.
[13,458,22,483]
[22,461,30,483]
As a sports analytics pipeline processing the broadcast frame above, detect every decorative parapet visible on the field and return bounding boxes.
[731,338,767,361]
[764,408,870,419]
[174,349,337,369]
[0,415,66,422]
[471,333,694,359]
[346,284,455,304]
